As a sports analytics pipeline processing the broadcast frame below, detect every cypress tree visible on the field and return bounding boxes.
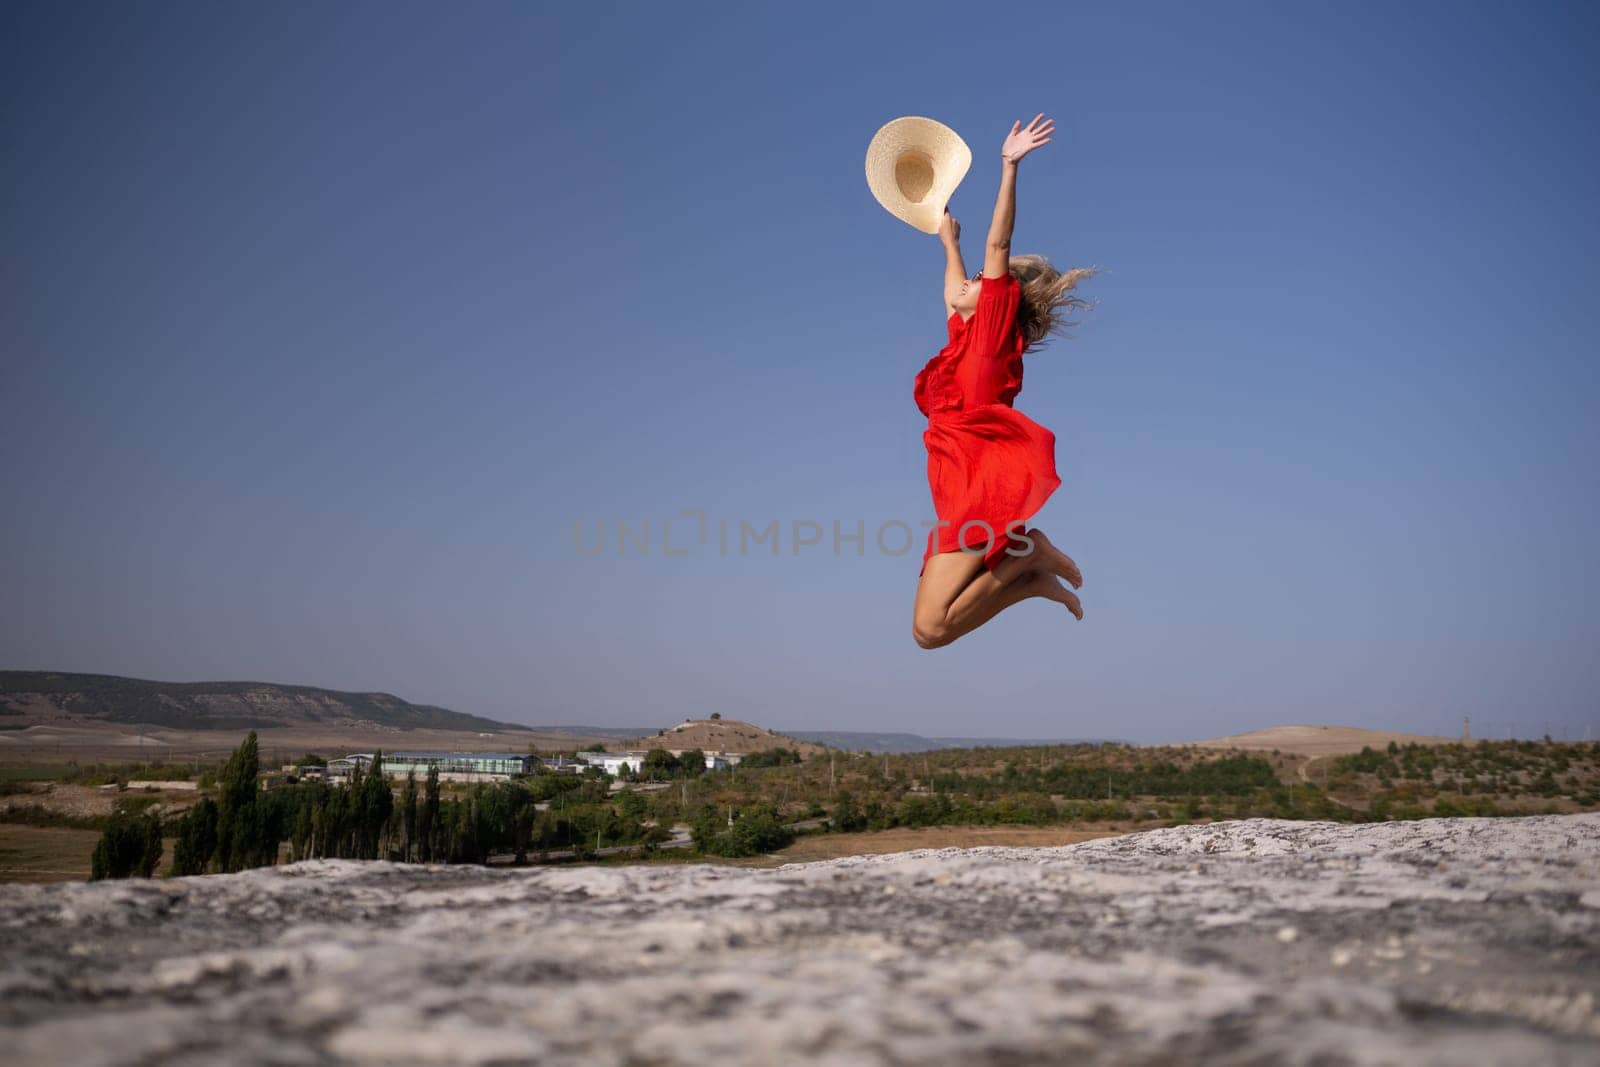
[401,772,419,863]
[215,732,261,873]
[419,766,440,862]
[359,751,392,859]
[92,808,164,880]
[289,789,315,862]
[170,797,219,876]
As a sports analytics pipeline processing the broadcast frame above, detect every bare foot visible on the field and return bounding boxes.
[1032,571,1083,621]
[1024,528,1082,589]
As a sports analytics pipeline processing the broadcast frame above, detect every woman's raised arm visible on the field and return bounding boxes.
[939,209,968,314]
[983,114,1055,278]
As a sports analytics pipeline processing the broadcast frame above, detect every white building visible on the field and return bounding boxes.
[576,751,651,776]
[571,749,739,776]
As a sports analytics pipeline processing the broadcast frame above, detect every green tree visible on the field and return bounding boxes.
[215,731,261,873]
[692,803,794,857]
[616,790,648,820]
[642,749,679,781]
[400,772,419,863]
[356,751,393,859]
[690,805,726,853]
[419,766,440,862]
[92,807,164,880]
[741,747,802,769]
[170,796,219,876]
[830,793,867,832]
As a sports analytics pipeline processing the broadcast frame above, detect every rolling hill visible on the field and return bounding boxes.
[0,671,521,733]
[624,718,827,756]
[783,730,1126,754]
[1180,724,1461,758]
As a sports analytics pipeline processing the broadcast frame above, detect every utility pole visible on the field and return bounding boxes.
[830,754,836,795]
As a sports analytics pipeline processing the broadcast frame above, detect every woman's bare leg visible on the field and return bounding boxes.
[912,549,988,648]
[940,567,1080,646]
[913,536,1082,650]
[1022,527,1083,589]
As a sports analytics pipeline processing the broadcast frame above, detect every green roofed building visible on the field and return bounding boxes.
[326,752,534,781]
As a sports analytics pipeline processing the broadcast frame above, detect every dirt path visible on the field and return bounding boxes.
[1297,756,1318,783]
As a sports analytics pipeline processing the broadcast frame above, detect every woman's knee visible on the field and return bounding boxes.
[912,614,950,650]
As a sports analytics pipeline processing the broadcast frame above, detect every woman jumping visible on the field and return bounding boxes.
[911,114,1094,649]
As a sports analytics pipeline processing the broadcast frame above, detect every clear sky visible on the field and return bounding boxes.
[4,2,1597,743]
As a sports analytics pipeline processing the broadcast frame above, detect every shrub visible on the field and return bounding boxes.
[91,808,164,880]
[693,803,794,857]
[740,747,803,769]
[830,793,868,833]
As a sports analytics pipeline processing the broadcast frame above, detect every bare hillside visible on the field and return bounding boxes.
[621,718,827,756]
[1178,724,1462,758]
[0,671,518,734]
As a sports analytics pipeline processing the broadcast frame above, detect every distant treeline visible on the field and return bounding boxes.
[1332,740,1597,801]
[138,732,668,879]
[76,733,1600,880]
[927,753,1278,800]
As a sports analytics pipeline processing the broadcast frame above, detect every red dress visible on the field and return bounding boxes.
[914,273,1061,573]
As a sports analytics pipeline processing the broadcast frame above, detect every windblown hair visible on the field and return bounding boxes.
[1009,254,1096,352]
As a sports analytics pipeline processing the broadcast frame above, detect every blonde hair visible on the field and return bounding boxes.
[1009,254,1096,352]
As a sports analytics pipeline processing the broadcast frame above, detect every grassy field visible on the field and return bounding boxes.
[0,827,182,883]
[0,825,101,882]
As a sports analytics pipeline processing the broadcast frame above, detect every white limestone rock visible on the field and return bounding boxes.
[1,814,1597,1065]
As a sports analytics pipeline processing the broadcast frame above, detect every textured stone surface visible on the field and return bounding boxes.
[2,815,1598,1066]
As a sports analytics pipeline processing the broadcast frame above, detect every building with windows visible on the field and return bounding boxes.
[576,751,651,776]
[325,752,535,782]
[569,750,737,776]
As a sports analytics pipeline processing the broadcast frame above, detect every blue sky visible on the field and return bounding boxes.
[4,2,1597,743]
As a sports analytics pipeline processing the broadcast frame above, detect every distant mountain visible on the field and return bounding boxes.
[783,730,1125,754]
[0,673,1129,751]
[0,671,523,733]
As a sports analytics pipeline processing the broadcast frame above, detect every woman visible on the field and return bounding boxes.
[912,114,1093,649]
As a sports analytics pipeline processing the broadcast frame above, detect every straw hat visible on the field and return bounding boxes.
[864,116,972,234]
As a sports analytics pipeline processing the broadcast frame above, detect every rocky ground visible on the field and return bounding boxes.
[1,815,1597,1066]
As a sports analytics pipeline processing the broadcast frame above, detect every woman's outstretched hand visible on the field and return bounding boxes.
[938,209,961,244]
[1001,114,1055,164]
